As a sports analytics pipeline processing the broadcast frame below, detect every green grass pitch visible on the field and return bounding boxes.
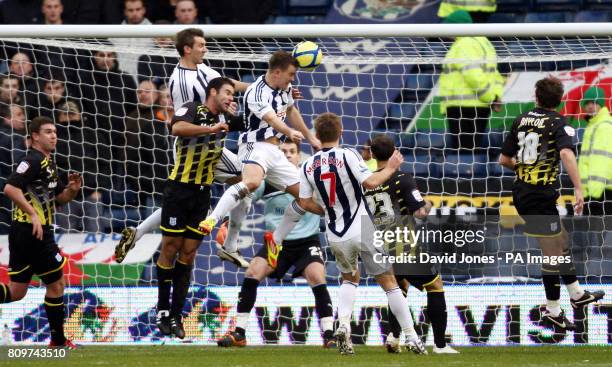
[2,345,611,367]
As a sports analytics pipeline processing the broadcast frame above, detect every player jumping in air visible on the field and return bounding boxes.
[499,77,604,331]
[198,50,321,266]
[116,28,258,269]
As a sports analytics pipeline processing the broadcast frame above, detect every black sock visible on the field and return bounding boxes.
[157,262,174,312]
[0,284,11,303]
[171,261,192,316]
[388,304,401,338]
[427,291,448,348]
[44,296,66,344]
[559,249,578,285]
[542,264,561,301]
[237,277,259,313]
[311,284,333,319]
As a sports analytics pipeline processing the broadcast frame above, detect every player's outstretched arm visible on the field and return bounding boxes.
[172,121,228,137]
[286,105,321,150]
[362,150,404,190]
[559,148,584,215]
[229,79,249,93]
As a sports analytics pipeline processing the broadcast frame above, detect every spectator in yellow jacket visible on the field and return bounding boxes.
[579,86,612,215]
[438,10,504,153]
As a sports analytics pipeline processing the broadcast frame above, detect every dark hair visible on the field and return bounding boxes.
[44,71,66,86]
[535,77,564,109]
[281,139,300,152]
[314,112,342,143]
[205,77,234,97]
[125,0,146,6]
[28,116,54,136]
[370,135,396,161]
[175,28,203,56]
[269,50,299,72]
[0,104,11,119]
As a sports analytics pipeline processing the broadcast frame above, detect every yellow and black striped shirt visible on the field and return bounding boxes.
[501,107,575,187]
[365,171,426,254]
[6,149,64,226]
[168,102,228,186]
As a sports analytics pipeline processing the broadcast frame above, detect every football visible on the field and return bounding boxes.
[292,41,323,69]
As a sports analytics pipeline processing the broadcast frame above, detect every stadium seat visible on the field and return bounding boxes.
[532,0,582,12]
[574,10,610,21]
[398,132,416,150]
[496,0,533,13]
[273,15,326,24]
[487,12,526,23]
[239,73,257,84]
[387,103,419,121]
[279,0,332,16]
[403,74,435,102]
[524,11,575,22]
[402,152,439,177]
[487,162,515,177]
[414,130,448,149]
[442,154,488,179]
[482,129,506,149]
[584,0,612,10]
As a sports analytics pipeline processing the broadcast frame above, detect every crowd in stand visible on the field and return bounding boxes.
[0,0,221,233]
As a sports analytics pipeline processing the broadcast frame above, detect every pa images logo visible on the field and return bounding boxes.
[335,0,424,21]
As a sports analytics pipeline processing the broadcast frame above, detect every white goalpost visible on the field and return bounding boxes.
[0,24,610,346]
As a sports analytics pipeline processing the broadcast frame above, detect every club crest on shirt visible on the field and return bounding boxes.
[16,161,29,174]
[175,107,188,117]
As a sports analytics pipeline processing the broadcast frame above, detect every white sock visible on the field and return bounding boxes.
[320,316,334,332]
[136,208,162,242]
[338,281,358,329]
[224,194,253,253]
[546,299,561,317]
[566,281,585,300]
[236,312,250,330]
[209,182,249,223]
[386,287,418,339]
[272,200,306,244]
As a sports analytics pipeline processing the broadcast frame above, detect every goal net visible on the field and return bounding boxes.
[0,24,611,346]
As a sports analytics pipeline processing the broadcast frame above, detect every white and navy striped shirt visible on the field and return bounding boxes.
[299,147,373,242]
[240,75,294,144]
[168,63,221,110]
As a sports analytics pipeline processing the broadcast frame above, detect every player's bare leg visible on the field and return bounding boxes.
[166,237,201,339]
[218,257,274,347]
